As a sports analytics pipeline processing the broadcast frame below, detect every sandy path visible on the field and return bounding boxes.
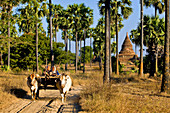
[0,86,82,113]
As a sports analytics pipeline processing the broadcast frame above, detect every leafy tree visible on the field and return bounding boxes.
[5,33,68,71]
[10,33,37,70]
[53,42,73,65]
[17,0,47,72]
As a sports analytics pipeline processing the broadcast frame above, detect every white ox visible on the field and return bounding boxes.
[27,73,41,100]
[55,73,72,103]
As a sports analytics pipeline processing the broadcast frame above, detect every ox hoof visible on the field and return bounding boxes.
[36,97,39,100]
[32,99,36,102]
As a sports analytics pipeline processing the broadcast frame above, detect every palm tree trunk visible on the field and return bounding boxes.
[90,37,92,67]
[155,46,158,75]
[155,5,157,17]
[161,0,169,93]
[154,3,158,76]
[8,19,10,70]
[83,29,86,73]
[135,44,137,60]
[49,0,54,69]
[75,31,78,72]
[65,30,68,71]
[99,37,102,70]
[116,15,119,75]
[55,26,57,42]
[78,40,79,63]
[69,38,71,66]
[140,0,144,77]
[99,54,102,70]
[109,30,112,75]
[0,51,2,67]
[80,40,82,67]
[103,0,110,84]
[101,57,103,70]
[36,22,38,73]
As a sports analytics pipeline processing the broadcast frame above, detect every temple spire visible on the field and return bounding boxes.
[119,32,137,64]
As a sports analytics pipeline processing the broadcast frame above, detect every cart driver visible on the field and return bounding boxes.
[52,66,60,76]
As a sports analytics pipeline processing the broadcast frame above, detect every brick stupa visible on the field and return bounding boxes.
[119,32,137,64]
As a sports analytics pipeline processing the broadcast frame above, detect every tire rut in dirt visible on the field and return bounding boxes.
[36,97,62,113]
[57,103,81,113]
[16,101,33,113]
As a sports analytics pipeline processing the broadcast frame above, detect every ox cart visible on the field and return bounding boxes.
[27,68,72,102]
[39,65,60,90]
[39,73,60,90]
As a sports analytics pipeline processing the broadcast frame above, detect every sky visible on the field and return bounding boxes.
[42,0,165,56]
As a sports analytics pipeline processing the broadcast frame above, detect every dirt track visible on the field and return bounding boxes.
[0,86,82,113]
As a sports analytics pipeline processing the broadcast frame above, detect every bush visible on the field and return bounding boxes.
[13,67,21,73]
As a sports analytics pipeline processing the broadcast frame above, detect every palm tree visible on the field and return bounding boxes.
[17,6,38,33]
[130,29,140,60]
[161,0,169,93]
[58,9,73,71]
[18,1,47,72]
[77,30,84,68]
[93,17,105,70]
[103,0,110,84]
[99,0,132,75]
[111,41,116,55]
[83,29,86,73]
[67,4,84,72]
[79,4,93,73]
[140,0,144,77]
[0,0,20,70]
[113,0,132,75]
[144,0,165,76]
[52,4,63,42]
[87,28,94,67]
[144,0,165,17]
[49,0,53,69]
[144,16,165,77]
[130,16,165,77]
[34,2,47,73]
[67,29,73,66]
